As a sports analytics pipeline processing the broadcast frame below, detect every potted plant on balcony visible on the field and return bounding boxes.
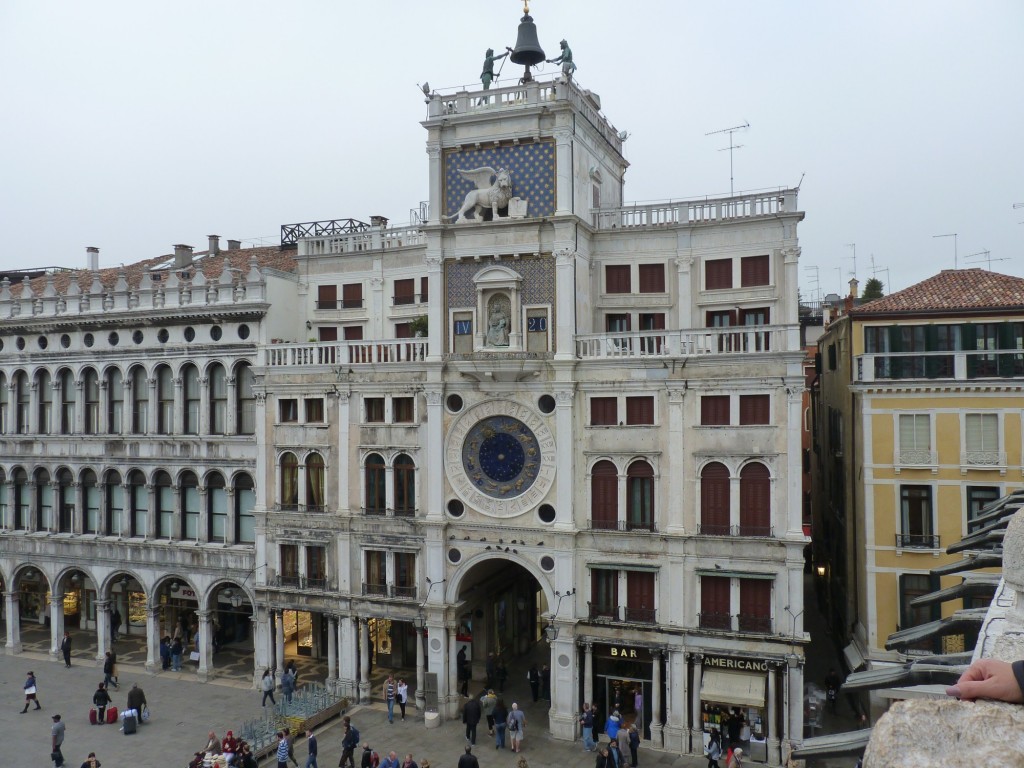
[409,315,428,338]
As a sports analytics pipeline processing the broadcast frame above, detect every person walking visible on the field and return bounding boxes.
[493,698,508,750]
[606,710,622,741]
[51,713,66,767]
[379,752,399,768]
[281,667,296,705]
[595,747,610,768]
[79,751,101,768]
[481,689,497,735]
[102,652,116,691]
[706,729,722,768]
[401,754,418,768]
[275,731,290,768]
[608,739,623,768]
[725,747,744,768]
[396,678,409,721]
[616,721,631,764]
[508,702,526,753]
[60,631,73,667]
[527,665,540,702]
[171,636,183,672]
[627,724,640,767]
[284,727,299,767]
[111,609,122,643]
[304,729,318,768]
[462,691,482,745]
[125,683,147,723]
[261,669,277,707]
[580,702,596,752]
[92,683,112,725]
[457,745,479,768]
[159,636,171,670]
[21,670,42,712]
[339,717,359,768]
[384,674,397,724]
[109,649,119,688]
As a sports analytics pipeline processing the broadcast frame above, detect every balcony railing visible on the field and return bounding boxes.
[895,449,938,470]
[316,298,364,310]
[589,519,658,533]
[265,339,427,367]
[960,450,1007,472]
[856,350,1024,383]
[698,612,773,634]
[390,584,418,599]
[363,582,388,596]
[698,611,732,631]
[363,507,417,518]
[737,614,773,634]
[273,503,330,514]
[587,603,657,624]
[274,575,331,592]
[895,533,941,549]
[696,523,774,538]
[393,293,427,306]
[361,583,418,599]
[592,189,797,230]
[576,325,798,359]
[623,606,657,624]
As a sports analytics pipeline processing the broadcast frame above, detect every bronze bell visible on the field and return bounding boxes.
[510,11,545,68]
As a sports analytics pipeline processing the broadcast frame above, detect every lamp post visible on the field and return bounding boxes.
[543,588,576,643]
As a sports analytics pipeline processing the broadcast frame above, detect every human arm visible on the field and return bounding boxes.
[946,658,1024,703]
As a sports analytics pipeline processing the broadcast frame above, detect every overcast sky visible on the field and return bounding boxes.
[2,1,1022,299]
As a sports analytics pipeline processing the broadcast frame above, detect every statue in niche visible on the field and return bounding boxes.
[446,167,513,224]
[547,39,576,79]
[485,299,510,347]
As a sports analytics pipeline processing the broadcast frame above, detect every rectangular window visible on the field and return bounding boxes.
[307,546,327,586]
[364,550,387,595]
[365,397,385,423]
[343,326,364,341]
[419,276,428,303]
[740,255,770,287]
[700,575,731,630]
[739,307,770,326]
[605,265,631,294]
[395,322,412,339]
[965,413,999,454]
[304,398,324,423]
[393,397,414,423]
[318,326,339,342]
[280,544,299,585]
[899,485,935,548]
[966,486,1001,534]
[639,312,665,354]
[739,578,772,633]
[706,310,735,328]
[394,552,416,598]
[590,569,618,619]
[317,284,338,310]
[638,264,665,293]
[394,278,415,305]
[701,395,730,426]
[279,398,298,423]
[739,394,770,425]
[342,283,363,309]
[591,397,618,426]
[625,571,656,623]
[900,573,940,652]
[625,396,654,425]
[899,414,931,451]
[705,258,732,290]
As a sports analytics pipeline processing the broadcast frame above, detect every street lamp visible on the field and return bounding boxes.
[816,565,826,578]
[543,588,576,642]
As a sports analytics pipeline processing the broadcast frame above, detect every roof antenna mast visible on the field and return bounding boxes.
[706,121,749,196]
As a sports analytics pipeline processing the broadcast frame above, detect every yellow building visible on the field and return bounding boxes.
[812,269,1024,712]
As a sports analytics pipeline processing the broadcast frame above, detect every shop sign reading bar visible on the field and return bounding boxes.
[704,656,770,673]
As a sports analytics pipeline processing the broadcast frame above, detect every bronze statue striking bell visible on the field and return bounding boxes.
[510,12,545,67]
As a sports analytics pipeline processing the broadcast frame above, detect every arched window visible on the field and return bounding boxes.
[394,454,415,516]
[739,463,771,536]
[155,470,173,538]
[59,369,75,434]
[590,460,618,530]
[209,363,227,435]
[364,453,386,515]
[306,453,325,511]
[128,469,147,537]
[15,371,30,434]
[0,371,8,433]
[207,472,227,541]
[82,469,100,534]
[280,452,298,510]
[104,470,124,536]
[106,368,124,434]
[156,365,173,434]
[13,468,29,530]
[626,460,655,531]
[38,370,53,433]
[183,364,200,435]
[235,473,256,543]
[130,367,148,434]
[56,467,74,532]
[35,468,52,530]
[236,363,255,435]
[181,471,200,540]
[83,368,100,434]
[700,462,731,536]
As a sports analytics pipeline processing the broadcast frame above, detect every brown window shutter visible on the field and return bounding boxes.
[343,326,364,341]
[739,394,770,425]
[342,283,363,308]
[705,259,732,290]
[590,461,618,529]
[317,284,337,309]
[419,276,428,301]
[701,395,730,426]
[591,397,618,425]
[606,265,631,293]
[638,263,665,293]
[700,462,731,532]
[626,571,655,615]
[739,463,771,534]
[740,578,771,618]
[318,326,338,342]
[701,575,731,620]
[394,278,415,304]
[626,396,654,425]
[395,323,412,339]
[740,255,770,287]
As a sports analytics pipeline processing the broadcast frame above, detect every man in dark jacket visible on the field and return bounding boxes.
[125,684,147,722]
[457,746,479,768]
[462,696,482,745]
[339,717,359,768]
[92,683,112,725]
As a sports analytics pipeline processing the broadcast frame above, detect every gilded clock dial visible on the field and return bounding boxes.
[461,416,540,498]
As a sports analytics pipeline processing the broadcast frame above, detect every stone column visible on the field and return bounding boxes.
[147,377,158,434]
[666,389,687,533]
[549,628,579,739]
[252,610,271,688]
[553,126,573,216]
[554,389,574,528]
[145,484,157,539]
[74,378,85,434]
[415,625,426,710]
[172,485,183,542]
[198,376,211,435]
[327,616,338,689]
[674,252,693,330]
[28,379,39,434]
[447,621,459,714]
[359,618,371,703]
[583,641,594,705]
[650,649,664,747]
[94,599,110,661]
[145,605,160,672]
[173,376,185,434]
[336,392,351,512]
[121,377,133,436]
[224,488,236,545]
[338,616,358,699]
[97,379,109,435]
[425,619,448,718]
[785,658,803,761]
[275,612,286,678]
[4,591,21,653]
[196,609,213,681]
[690,654,704,754]
[767,664,780,765]
[197,485,209,543]
[424,253,443,363]
[49,590,65,660]
[225,376,237,436]
[423,390,443,519]
[554,248,576,360]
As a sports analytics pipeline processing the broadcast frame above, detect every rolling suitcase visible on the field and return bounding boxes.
[123,714,137,735]
[89,707,98,725]
[106,705,118,724]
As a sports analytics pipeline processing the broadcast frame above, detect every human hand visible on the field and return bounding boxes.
[946,659,1024,703]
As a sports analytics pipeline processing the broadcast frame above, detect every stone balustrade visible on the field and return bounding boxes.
[298,224,426,256]
[592,189,798,230]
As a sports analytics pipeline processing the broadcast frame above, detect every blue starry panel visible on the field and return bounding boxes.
[444,141,555,219]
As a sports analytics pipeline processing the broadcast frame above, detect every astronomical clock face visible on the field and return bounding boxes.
[446,401,556,518]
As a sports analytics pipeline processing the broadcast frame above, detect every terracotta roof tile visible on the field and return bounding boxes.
[852,269,1024,315]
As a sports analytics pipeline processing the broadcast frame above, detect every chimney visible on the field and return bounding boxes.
[86,246,100,272]
[173,244,194,268]
[369,215,389,228]
[227,239,242,251]
[207,235,220,255]
[848,277,859,299]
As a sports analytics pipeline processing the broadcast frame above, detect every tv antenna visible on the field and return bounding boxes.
[869,254,890,294]
[845,243,857,279]
[803,265,821,303]
[964,250,1008,270]
[706,121,749,195]
[933,232,958,269]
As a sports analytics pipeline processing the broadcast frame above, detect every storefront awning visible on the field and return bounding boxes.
[701,669,766,708]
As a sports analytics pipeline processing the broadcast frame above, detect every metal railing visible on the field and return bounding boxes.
[393,293,427,306]
[273,575,332,592]
[315,299,364,310]
[273,503,330,514]
[587,603,657,624]
[696,523,774,538]
[698,612,732,631]
[589,519,658,533]
[856,350,1024,382]
[895,533,941,549]
[737,614,773,634]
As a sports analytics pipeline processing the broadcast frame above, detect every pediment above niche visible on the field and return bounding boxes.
[472,264,523,288]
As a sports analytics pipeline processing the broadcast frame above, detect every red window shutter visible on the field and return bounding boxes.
[740,578,771,619]
[638,264,665,293]
[419,276,428,302]
[705,259,732,290]
[343,326,364,341]
[395,323,412,339]
[318,326,338,342]
[606,265,631,294]
[701,395,730,426]
[706,310,736,328]
[342,283,362,308]
[394,279,415,304]
[626,571,655,617]
[739,394,770,425]
[701,575,731,622]
[591,397,618,426]
[591,461,618,529]
[700,462,730,533]
[626,396,654,425]
[317,284,337,309]
[741,255,770,287]
[739,463,771,535]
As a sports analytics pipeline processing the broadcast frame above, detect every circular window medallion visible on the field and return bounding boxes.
[0,339,4,352]
[210,325,222,341]
[37,336,48,350]
[108,332,119,346]
[540,555,555,572]
[538,504,556,524]
[446,499,465,518]
[447,548,462,564]
[446,400,555,518]
[132,330,143,345]
[184,327,195,342]
[83,333,94,348]
[157,329,169,343]
[446,394,464,412]
[558,653,571,668]
[16,336,25,350]
[60,334,71,348]
[538,394,556,414]
[430,638,442,652]
[238,324,251,340]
